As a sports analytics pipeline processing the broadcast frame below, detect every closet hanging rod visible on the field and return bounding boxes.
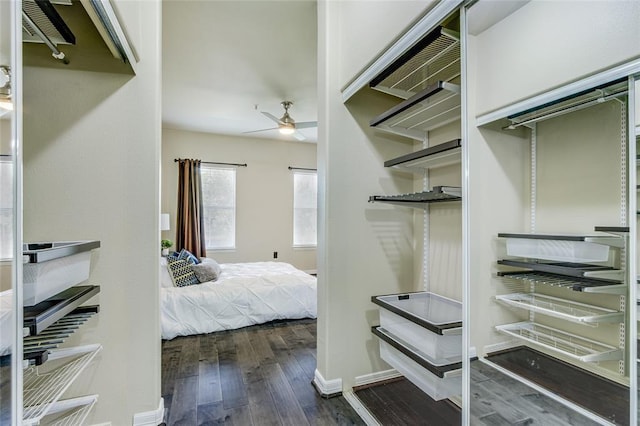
[288,166,317,171]
[174,159,247,167]
[504,90,627,130]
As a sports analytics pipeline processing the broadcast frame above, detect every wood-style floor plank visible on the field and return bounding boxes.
[162,319,364,426]
[167,376,198,426]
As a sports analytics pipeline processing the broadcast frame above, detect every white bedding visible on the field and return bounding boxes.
[160,261,317,340]
[0,290,12,356]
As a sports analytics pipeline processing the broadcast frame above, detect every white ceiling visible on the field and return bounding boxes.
[162,0,318,143]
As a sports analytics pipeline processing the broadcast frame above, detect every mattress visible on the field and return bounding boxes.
[160,261,317,339]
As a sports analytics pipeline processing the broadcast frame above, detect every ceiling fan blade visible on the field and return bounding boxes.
[261,111,284,124]
[294,121,318,129]
[293,131,306,141]
[242,127,278,134]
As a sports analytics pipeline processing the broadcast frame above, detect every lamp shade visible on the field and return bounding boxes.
[161,213,170,231]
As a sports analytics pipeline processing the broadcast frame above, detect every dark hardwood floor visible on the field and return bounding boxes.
[161,319,365,425]
[355,378,461,425]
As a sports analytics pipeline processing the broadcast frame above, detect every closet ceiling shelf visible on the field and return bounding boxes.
[495,293,623,324]
[369,186,461,207]
[369,25,460,99]
[498,271,627,295]
[385,138,461,171]
[495,321,622,363]
[370,81,461,140]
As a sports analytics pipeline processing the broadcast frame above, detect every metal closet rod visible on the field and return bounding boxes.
[174,159,247,167]
[288,166,317,171]
[506,90,627,130]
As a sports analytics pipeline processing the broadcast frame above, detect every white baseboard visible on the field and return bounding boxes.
[354,369,402,388]
[312,369,343,398]
[482,340,518,355]
[343,390,381,426]
[132,398,164,426]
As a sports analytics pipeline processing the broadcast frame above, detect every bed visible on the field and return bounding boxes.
[160,259,317,340]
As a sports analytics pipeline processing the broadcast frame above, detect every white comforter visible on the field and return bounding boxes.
[160,261,317,340]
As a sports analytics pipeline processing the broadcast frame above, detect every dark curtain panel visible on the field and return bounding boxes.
[176,159,207,258]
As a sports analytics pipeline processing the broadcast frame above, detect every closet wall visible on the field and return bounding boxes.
[320,0,640,423]
[466,1,640,424]
[316,0,436,390]
[21,1,162,423]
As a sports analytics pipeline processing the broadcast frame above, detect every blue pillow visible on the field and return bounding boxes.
[177,248,200,265]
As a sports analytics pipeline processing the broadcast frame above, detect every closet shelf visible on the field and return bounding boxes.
[23,306,98,366]
[23,344,102,425]
[495,321,622,363]
[480,79,628,130]
[497,259,622,282]
[370,81,461,139]
[29,395,97,426]
[384,139,461,171]
[369,25,460,99]
[372,326,461,378]
[495,293,623,324]
[369,186,461,207]
[498,231,625,248]
[498,271,627,294]
[24,285,100,336]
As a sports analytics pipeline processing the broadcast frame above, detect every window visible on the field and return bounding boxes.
[293,171,317,247]
[201,165,236,249]
[0,159,12,259]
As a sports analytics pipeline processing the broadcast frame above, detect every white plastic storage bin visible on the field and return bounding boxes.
[23,241,100,307]
[379,338,461,401]
[380,309,461,360]
[504,237,610,263]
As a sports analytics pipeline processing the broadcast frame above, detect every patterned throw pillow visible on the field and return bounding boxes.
[177,248,200,265]
[166,257,200,287]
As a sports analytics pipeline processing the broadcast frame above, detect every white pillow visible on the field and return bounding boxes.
[160,257,174,288]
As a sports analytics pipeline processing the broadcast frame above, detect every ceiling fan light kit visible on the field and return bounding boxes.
[244,100,318,141]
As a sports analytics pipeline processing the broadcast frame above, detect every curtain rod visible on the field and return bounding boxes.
[288,166,317,171]
[174,159,247,167]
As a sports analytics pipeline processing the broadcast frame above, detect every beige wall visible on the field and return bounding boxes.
[473,0,640,116]
[338,0,436,88]
[162,127,318,271]
[317,0,423,388]
[21,1,161,423]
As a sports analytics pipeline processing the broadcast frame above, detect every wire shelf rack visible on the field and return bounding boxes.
[23,344,102,425]
[34,395,97,426]
[495,293,623,324]
[369,186,461,207]
[495,321,622,363]
[498,271,627,295]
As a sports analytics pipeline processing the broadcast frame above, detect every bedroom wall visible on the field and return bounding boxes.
[162,127,318,272]
[21,1,162,423]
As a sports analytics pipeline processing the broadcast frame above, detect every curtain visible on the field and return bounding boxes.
[176,159,207,258]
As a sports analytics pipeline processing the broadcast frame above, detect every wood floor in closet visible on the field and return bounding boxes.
[161,318,364,425]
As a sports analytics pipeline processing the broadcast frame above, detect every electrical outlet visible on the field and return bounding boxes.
[273,251,278,259]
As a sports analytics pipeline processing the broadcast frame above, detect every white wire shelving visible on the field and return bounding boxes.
[495,321,622,363]
[23,344,102,425]
[495,292,624,324]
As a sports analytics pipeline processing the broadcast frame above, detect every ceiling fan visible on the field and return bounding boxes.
[245,101,317,141]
